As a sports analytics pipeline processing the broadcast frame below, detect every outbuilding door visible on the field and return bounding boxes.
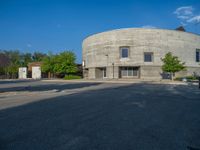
[32,66,41,79]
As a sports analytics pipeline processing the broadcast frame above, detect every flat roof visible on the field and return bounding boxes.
[83,27,200,42]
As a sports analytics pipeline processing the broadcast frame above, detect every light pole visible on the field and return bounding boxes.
[112,62,114,79]
[105,54,108,67]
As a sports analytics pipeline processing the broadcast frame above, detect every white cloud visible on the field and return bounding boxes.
[187,15,200,24]
[174,6,194,18]
[141,25,157,29]
[177,15,190,20]
[174,6,200,26]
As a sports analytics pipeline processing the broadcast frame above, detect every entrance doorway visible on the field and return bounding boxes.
[96,67,107,79]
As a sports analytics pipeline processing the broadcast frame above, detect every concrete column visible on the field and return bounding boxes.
[114,66,119,79]
[107,66,119,79]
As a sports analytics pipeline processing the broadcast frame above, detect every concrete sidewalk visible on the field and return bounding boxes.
[42,78,195,85]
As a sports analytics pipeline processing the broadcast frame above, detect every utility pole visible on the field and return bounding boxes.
[112,63,114,79]
[105,54,108,67]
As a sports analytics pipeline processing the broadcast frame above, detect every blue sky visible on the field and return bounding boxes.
[0,0,200,63]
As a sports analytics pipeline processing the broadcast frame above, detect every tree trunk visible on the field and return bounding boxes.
[171,72,175,81]
[171,72,173,81]
[48,72,50,79]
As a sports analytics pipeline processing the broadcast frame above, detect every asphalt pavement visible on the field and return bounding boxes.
[0,80,200,150]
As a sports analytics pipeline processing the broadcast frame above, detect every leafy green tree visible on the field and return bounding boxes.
[162,52,186,80]
[41,53,55,78]
[5,50,21,78]
[41,51,77,78]
[32,52,47,62]
[54,51,77,75]
[19,53,33,67]
[0,51,10,67]
[23,53,33,66]
[0,51,10,76]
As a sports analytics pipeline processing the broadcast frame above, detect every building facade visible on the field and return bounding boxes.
[82,28,200,80]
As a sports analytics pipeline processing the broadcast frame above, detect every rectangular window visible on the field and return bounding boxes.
[196,49,200,62]
[144,52,153,62]
[128,69,133,76]
[121,67,128,76]
[120,47,129,58]
[120,67,138,77]
[133,70,138,76]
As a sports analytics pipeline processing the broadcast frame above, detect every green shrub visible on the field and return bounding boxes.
[64,75,81,80]
[174,77,182,81]
[175,76,199,81]
[185,76,198,80]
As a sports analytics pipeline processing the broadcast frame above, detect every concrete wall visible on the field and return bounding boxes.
[95,68,103,79]
[82,28,200,79]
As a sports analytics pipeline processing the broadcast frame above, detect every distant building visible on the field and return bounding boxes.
[18,67,27,79]
[82,28,200,80]
[28,62,42,79]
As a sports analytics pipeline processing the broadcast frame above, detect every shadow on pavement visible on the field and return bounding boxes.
[0,82,102,93]
[0,83,200,150]
[0,79,36,85]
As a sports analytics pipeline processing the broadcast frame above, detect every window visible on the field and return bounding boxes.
[196,49,200,62]
[144,52,153,62]
[120,67,138,77]
[128,69,133,76]
[120,47,129,58]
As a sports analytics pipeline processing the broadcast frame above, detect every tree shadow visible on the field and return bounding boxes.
[0,79,36,85]
[0,82,102,93]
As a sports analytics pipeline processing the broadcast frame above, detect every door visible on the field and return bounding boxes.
[18,67,27,79]
[32,66,41,79]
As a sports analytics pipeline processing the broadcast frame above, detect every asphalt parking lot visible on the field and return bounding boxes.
[0,80,200,150]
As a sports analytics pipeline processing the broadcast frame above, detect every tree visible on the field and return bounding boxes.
[32,52,47,62]
[20,53,33,67]
[54,51,77,75]
[162,52,186,80]
[0,51,10,77]
[41,51,78,78]
[23,53,33,66]
[41,53,55,78]
[4,50,21,78]
[0,52,10,68]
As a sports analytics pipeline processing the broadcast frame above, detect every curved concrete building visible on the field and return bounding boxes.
[82,28,200,80]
